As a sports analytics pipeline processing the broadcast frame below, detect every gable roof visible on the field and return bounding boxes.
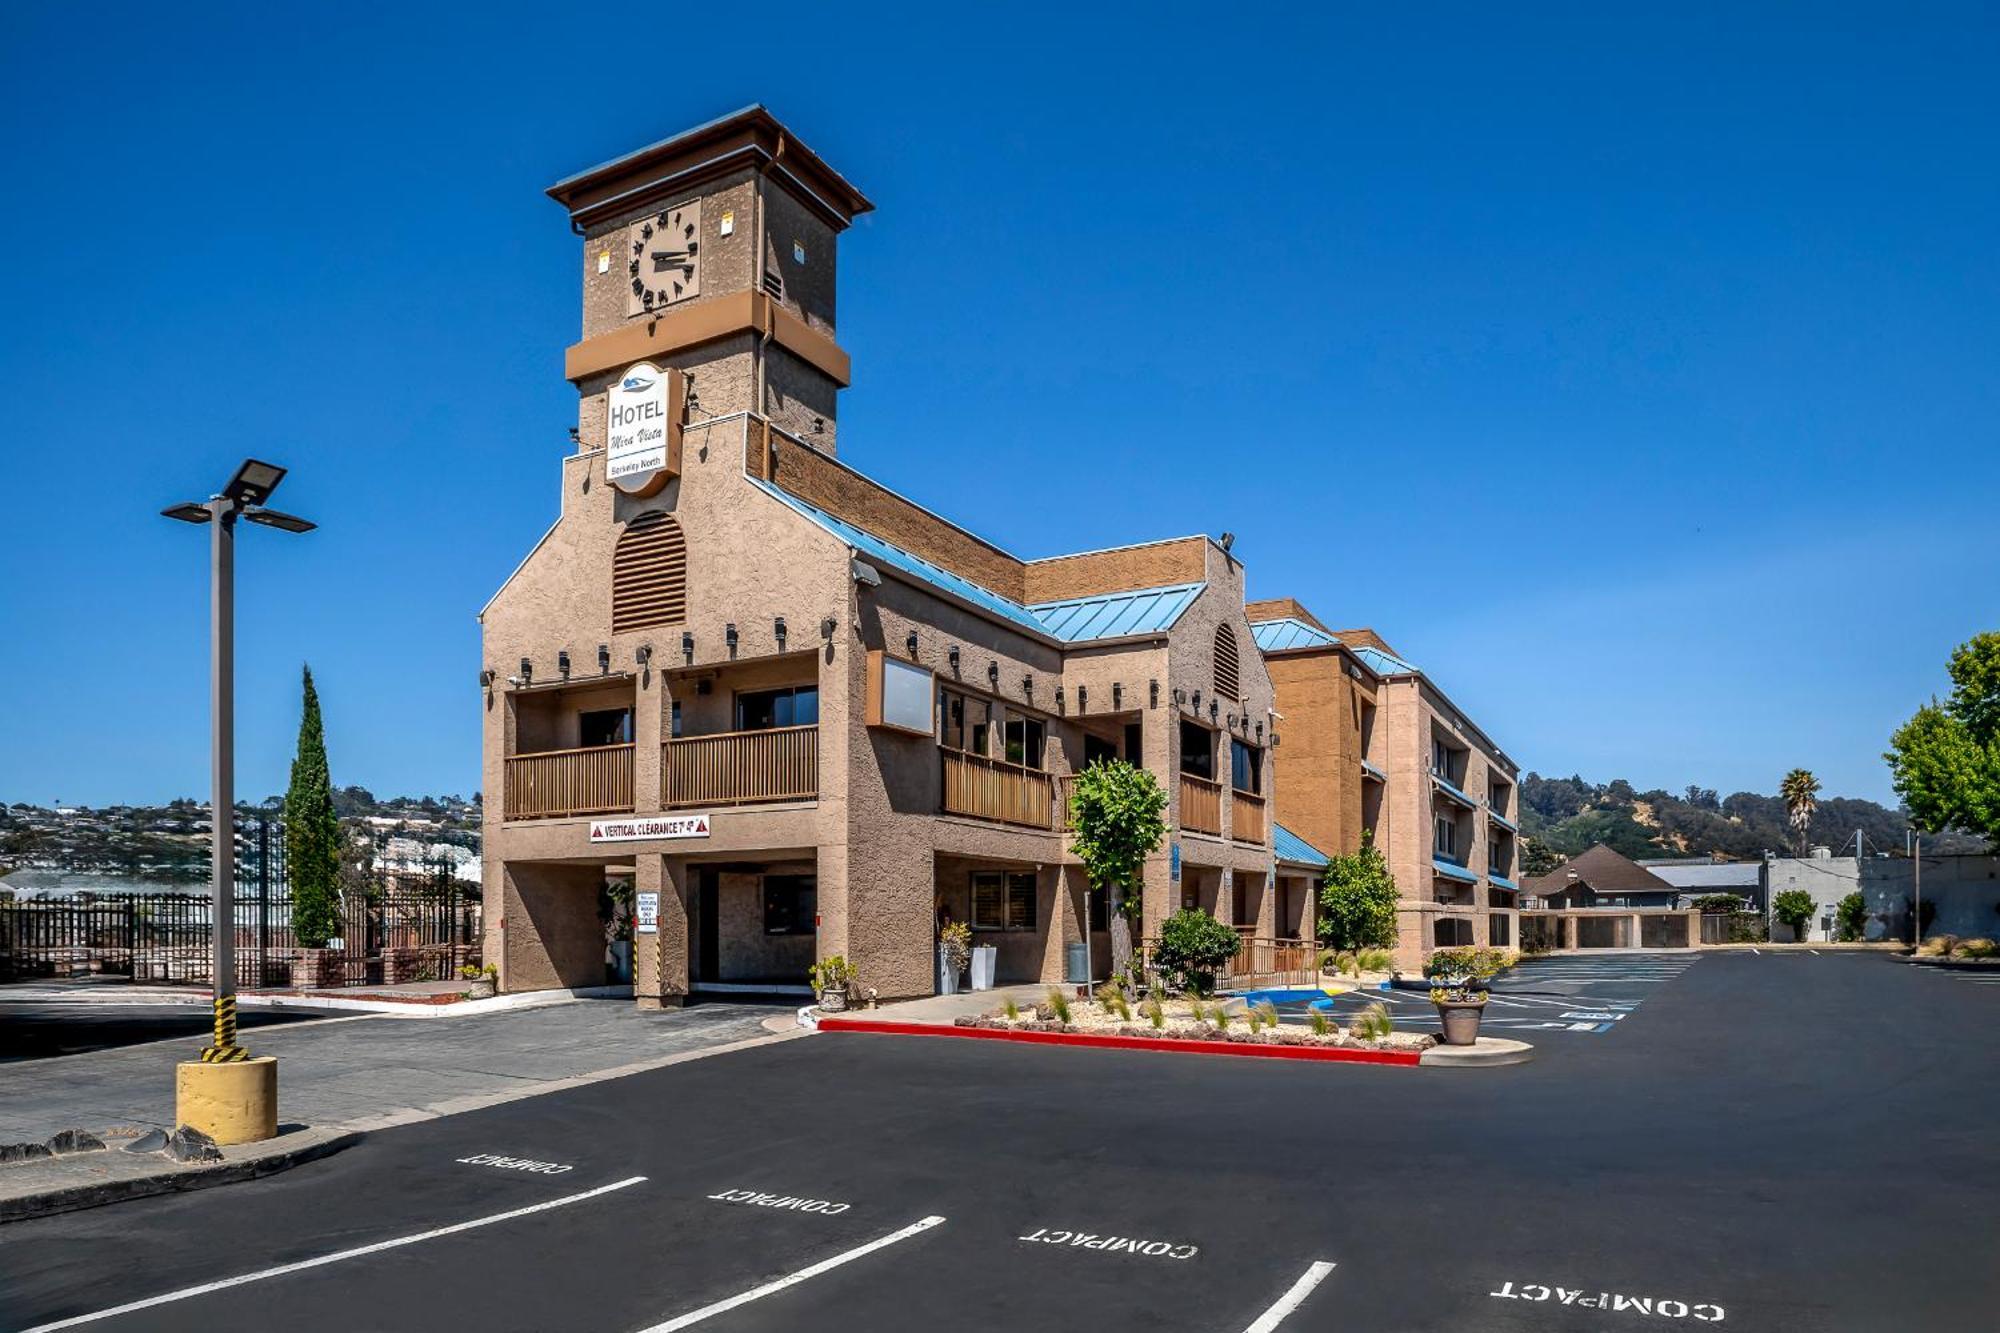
[1028,583,1204,642]
[1250,618,1340,652]
[1524,843,1678,897]
[1349,644,1420,676]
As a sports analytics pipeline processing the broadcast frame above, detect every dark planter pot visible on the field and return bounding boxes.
[819,988,849,1013]
[1435,999,1485,1046]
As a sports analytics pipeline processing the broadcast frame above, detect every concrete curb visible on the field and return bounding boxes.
[0,1127,361,1225]
[1420,1037,1536,1068]
[816,1017,1425,1066]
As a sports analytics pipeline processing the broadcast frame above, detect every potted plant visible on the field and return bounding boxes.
[460,963,498,1000]
[937,920,972,995]
[1425,947,1487,1045]
[808,955,855,1012]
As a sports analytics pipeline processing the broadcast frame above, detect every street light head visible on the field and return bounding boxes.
[161,502,213,525]
[242,506,316,534]
[223,459,287,506]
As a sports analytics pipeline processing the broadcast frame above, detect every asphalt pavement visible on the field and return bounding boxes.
[2,951,1995,1332]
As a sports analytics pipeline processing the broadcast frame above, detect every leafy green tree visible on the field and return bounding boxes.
[1066,759,1168,983]
[1886,632,2000,845]
[285,666,343,949]
[1152,907,1241,996]
[1779,768,1821,856]
[1773,888,1816,942]
[1835,891,1868,942]
[1521,836,1563,878]
[1317,833,1399,954]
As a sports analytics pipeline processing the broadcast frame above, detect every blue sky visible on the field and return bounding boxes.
[2,3,1994,808]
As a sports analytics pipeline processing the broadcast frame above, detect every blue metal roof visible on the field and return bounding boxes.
[1273,823,1330,868]
[1360,758,1388,783]
[1488,807,1518,833]
[1433,857,1478,884]
[747,478,1052,639]
[1432,773,1478,809]
[1028,583,1204,642]
[1489,872,1518,892]
[1351,644,1420,676]
[1250,618,1339,652]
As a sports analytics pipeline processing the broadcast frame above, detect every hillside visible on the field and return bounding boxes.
[1519,773,1987,872]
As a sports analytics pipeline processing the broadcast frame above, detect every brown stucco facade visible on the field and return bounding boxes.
[482,108,1289,1005]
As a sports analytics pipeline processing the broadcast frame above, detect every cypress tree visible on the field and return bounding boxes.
[286,665,343,949]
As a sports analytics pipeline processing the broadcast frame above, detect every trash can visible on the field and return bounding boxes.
[970,946,997,991]
[1065,942,1090,985]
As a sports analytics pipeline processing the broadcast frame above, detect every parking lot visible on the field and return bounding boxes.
[3,950,1996,1332]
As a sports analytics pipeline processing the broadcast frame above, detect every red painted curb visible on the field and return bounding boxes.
[815,1017,1423,1066]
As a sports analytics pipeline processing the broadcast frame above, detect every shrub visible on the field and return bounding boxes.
[1253,1000,1281,1032]
[1307,1009,1331,1036]
[1152,908,1242,996]
[1002,997,1020,1022]
[1957,937,1997,959]
[1318,835,1399,953]
[1835,891,1868,942]
[1214,1005,1233,1031]
[938,920,972,976]
[1358,949,1395,973]
[1047,987,1072,1026]
[1917,934,1956,957]
[807,955,855,994]
[1145,994,1166,1030]
[1774,889,1817,940]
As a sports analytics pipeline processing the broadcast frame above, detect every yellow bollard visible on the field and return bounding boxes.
[175,1056,278,1145]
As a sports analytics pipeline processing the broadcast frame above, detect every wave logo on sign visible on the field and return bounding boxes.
[620,369,656,393]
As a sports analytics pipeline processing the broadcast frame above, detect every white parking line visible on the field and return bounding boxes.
[1240,1260,1337,1331]
[21,1176,648,1332]
[634,1214,946,1331]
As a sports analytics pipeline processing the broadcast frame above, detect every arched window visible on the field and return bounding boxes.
[612,511,687,633]
[1213,623,1241,700]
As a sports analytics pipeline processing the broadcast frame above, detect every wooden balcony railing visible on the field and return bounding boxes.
[1231,789,1267,845]
[504,743,634,820]
[1180,772,1223,836]
[941,747,1054,829]
[664,725,818,808]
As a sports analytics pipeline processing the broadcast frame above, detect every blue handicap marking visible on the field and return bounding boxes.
[1560,1011,1622,1021]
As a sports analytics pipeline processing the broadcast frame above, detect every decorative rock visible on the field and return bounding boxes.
[123,1129,170,1154]
[167,1125,223,1164]
[0,1142,54,1163]
[45,1129,106,1155]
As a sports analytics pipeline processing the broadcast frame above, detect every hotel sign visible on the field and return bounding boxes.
[606,361,682,496]
[588,814,710,843]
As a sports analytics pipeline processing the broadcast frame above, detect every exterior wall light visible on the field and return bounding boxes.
[1056,686,1065,712]
[681,632,694,664]
[988,661,1000,688]
[479,669,494,689]
[774,617,787,650]
[1191,689,1202,713]
[726,624,739,656]
[1209,699,1219,722]
[1112,683,1122,709]
[1256,721,1264,742]
[1077,685,1087,712]
[597,644,610,674]
[1150,680,1159,709]
[906,631,919,658]
[520,657,533,684]
[821,616,837,639]
[1172,687,1185,707]
[1022,674,1033,700]
[636,644,652,667]
[558,650,572,679]
[948,646,960,673]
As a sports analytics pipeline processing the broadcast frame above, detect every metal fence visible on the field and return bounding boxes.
[1699,912,1768,945]
[0,817,480,988]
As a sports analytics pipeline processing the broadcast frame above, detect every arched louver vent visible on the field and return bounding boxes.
[612,511,687,634]
[1213,623,1241,701]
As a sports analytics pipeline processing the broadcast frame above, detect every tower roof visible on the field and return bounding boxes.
[547,105,875,231]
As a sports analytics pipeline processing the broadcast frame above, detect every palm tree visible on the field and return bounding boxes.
[1779,768,1821,857]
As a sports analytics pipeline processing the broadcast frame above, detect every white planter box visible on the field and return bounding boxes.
[970,946,997,991]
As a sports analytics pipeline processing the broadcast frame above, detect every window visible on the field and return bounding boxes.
[1489,913,1512,947]
[762,876,817,935]
[579,708,632,748]
[1083,734,1119,769]
[1434,917,1473,947]
[670,700,683,738]
[1089,884,1111,932]
[1434,815,1457,859]
[1213,623,1240,699]
[971,871,1036,931]
[736,686,819,731]
[1230,739,1261,794]
[611,511,687,633]
[1002,715,1044,769]
[1180,719,1214,779]
[1431,738,1451,779]
[939,689,968,751]
[1359,702,1377,761]
[1232,877,1252,926]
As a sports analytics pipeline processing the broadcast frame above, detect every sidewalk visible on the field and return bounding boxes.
[853,982,1049,1027]
[0,998,788,1142]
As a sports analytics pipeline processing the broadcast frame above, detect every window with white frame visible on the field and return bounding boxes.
[1435,814,1457,859]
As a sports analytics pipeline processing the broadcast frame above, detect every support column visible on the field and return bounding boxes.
[633,668,663,816]
[1630,913,1643,951]
[634,855,689,1009]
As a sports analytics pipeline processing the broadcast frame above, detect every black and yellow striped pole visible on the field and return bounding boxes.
[200,994,247,1062]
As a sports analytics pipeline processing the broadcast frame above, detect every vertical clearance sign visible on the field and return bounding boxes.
[607,361,678,495]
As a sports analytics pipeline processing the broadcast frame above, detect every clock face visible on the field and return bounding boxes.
[627,201,702,314]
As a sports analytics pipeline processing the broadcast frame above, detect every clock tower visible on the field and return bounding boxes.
[547,106,873,462]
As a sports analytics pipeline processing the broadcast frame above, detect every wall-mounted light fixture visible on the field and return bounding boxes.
[478,669,495,689]
[1172,687,1185,707]
[681,632,694,664]
[1191,689,1202,713]
[1111,683,1121,710]
[597,644,610,674]
[558,651,572,679]
[906,631,918,658]
[519,657,532,684]
[1022,674,1033,700]
[636,643,652,667]
[1227,712,1236,728]
[774,617,787,650]
[948,646,960,673]
[988,661,1000,688]
[1209,699,1219,722]
[821,616,837,639]
[1256,721,1264,743]
[1055,686,1065,712]
[1150,680,1159,709]
[726,624,739,655]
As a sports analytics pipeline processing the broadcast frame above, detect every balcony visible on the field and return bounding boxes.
[504,743,635,820]
[1231,789,1267,845]
[941,747,1055,829]
[664,725,818,809]
[1179,773,1223,836]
